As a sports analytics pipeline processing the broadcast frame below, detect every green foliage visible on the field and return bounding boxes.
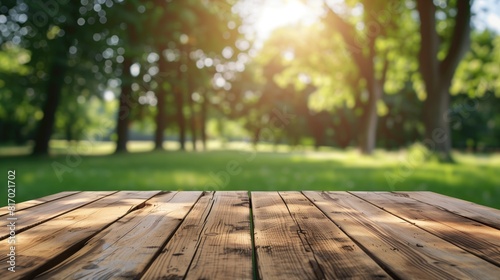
[450,93,500,151]
[0,0,498,154]
[452,30,500,97]
[54,95,116,141]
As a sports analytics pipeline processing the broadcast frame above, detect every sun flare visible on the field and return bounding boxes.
[253,0,322,41]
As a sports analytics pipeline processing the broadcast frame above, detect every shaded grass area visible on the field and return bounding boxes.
[1,142,499,209]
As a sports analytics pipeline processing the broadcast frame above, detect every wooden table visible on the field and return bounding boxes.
[1,191,500,279]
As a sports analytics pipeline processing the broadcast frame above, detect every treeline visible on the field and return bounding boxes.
[0,0,499,158]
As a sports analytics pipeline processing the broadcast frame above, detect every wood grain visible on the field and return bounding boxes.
[36,191,202,279]
[0,191,160,279]
[2,191,498,279]
[252,191,319,280]
[183,191,253,280]
[142,192,215,279]
[398,191,500,230]
[304,191,500,279]
[352,191,500,266]
[0,191,80,217]
[280,191,392,279]
[0,191,114,240]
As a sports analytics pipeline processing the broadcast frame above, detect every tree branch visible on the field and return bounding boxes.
[324,7,370,79]
[440,0,472,84]
[416,0,440,90]
[380,52,390,86]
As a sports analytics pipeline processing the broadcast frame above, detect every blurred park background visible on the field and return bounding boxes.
[0,0,499,208]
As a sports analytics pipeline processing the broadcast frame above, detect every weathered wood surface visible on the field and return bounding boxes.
[1,191,161,279]
[0,191,80,217]
[0,191,115,240]
[304,191,500,279]
[398,191,500,230]
[179,191,253,280]
[252,191,391,279]
[37,191,202,279]
[352,191,500,266]
[1,191,498,280]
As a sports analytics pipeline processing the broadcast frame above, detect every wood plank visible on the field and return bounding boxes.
[0,191,80,217]
[398,191,500,230]
[304,191,500,280]
[35,191,202,279]
[279,191,392,279]
[142,192,215,279]
[352,191,500,266]
[182,191,253,280]
[0,190,160,279]
[252,191,319,280]
[0,191,115,240]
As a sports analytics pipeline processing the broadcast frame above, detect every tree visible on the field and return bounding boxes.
[110,1,145,153]
[416,0,472,161]
[29,3,79,155]
[323,1,401,154]
[0,44,34,144]
[147,0,242,151]
[0,0,121,155]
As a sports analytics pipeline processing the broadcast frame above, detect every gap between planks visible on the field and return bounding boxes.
[350,191,500,267]
[0,191,162,279]
[0,191,81,217]
[395,191,500,230]
[4,191,499,280]
[303,191,500,280]
[0,191,117,240]
[36,191,203,279]
[252,191,392,280]
[143,191,253,280]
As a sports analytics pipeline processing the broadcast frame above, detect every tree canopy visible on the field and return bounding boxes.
[1,0,499,156]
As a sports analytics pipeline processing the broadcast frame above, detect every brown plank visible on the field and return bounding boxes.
[142,192,215,279]
[353,191,500,266]
[35,191,202,279]
[252,191,319,280]
[279,192,392,279]
[0,191,80,217]
[0,191,160,279]
[182,191,253,280]
[0,191,115,240]
[304,191,500,280]
[398,191,500,230]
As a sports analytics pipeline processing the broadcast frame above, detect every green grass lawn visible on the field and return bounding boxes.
[1,141,499,209]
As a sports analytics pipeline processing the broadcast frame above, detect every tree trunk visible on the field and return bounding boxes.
[325,7,386,155]
[174,85,186,151]
[417,0,471,161]
[154,86,166,150]
[32,62,66,156]
[186,75,197,151]
[31,4,79,156]
[154,56,168,150]
[252,127,261,147]
[115,57,133,153]
[359,80,382,154]
[359,100,378,155]
[114,13,139,154]
[422,86,452,161]
[200,91,208,150]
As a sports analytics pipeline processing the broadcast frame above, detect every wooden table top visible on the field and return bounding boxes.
[1,191,499,279]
